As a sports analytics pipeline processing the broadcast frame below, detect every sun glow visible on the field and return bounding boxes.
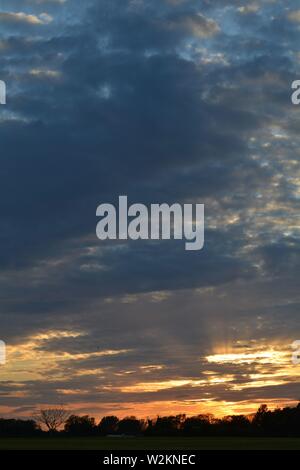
[206,349,287,365]
[2,334,300,419]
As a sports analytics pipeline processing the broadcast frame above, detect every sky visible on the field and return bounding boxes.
[0,0,300,420]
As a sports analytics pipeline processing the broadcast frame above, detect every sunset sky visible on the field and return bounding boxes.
[0,0,300,420]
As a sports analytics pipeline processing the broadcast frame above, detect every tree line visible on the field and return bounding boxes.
[1,403,300,437]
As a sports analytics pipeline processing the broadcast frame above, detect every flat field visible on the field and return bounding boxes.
[0,437,299,450]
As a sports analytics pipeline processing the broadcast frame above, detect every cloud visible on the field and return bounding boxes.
[29,68,61,79]
[0,11,53,25]
[166,12,220,37]
[237,3,260,15]
[287,10,300,23]
[31,0,67,3]
[0,0,299,418]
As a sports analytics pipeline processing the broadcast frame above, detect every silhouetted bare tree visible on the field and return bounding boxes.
[34,408,69,432]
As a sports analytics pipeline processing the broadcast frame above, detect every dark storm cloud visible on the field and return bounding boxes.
[0,10,258,273]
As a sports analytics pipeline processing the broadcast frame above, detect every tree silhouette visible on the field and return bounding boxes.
[117,416,145,435]
[64,415,97,436]
[0,418,40,437]
[146,414,186,436]
[98,416,119,435]
[183,414,213,436]
[0,402,296,438]
[34,408,69,432]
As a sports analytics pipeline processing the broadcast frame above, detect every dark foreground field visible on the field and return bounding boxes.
[0,437,300,450]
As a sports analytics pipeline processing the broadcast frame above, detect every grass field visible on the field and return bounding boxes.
[0,437,300,450]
